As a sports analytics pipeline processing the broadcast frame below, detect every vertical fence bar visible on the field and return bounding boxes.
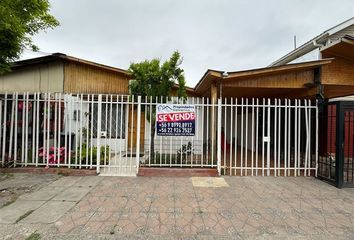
[251,98,255,176]
[234,98,238,176]
[245,98,249,176]
[223,98,227,174]
[284,99,287,176]
[22,93,26,165]
[294,99,298,176]
[255,98,259,176]
[148,96,152,166]
[217,98,222,175]
[315,100,319,177]
[274,98,277,176]
[229,98,233,176]
[85,94,89,168]
[104,96,108,166]
[12,93,22,166]
[206,98,209,167]
[54,93,58,166]
[46,93,51,166]
[12,93,18,166]
[24,93,29,166]
[118,96,126,173]
[304,100,309,177]
[79,94,84,169]
[114,95,118,172]
[90,95,94,169]
[42,94,46,165]
[298,100,301,176]
[31,93,36,165]
[262,98,265,176]
[35,93,40,166]
[241,98,244,176]
[9,94,15,165]
[308,100,312,176]
[288,99,291,176]
[130,96,135,172]
[201,97,204,167]
[136,96,141,174]
[68,94,72,168]
[1,93,7,167]
[58,93,62,167]
[277,99,281,176]
[267,98,271,176]
[96,94,102,173]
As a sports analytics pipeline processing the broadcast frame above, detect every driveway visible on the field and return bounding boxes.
[0,174,353,239]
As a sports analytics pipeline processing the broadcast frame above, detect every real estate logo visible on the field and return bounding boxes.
[156,104,196,136]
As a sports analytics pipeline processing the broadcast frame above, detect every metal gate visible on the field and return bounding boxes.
[220,98,318,176]
[318,101,354,188]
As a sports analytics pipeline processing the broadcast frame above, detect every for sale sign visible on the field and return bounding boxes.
[156,104,196,136]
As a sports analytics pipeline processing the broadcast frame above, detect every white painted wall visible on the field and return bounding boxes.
[63,95,127,153]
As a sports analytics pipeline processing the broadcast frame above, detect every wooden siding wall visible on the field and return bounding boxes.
[127,106,145,150]
[64,61,129,94]
[321,54,354,85]
[223,70,314,88]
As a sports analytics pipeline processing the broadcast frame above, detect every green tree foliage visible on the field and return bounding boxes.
[128,51,187,160]
[0,0,59,73]
[129,51,187,100]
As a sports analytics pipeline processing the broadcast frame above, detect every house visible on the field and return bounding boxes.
[0,53,131,94]
[0,19,353,186]
[269,17,354,66]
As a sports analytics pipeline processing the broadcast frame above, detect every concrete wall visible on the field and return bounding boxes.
[0,61,64,93]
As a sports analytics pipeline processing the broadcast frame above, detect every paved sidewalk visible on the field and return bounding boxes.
[0,175,354,239]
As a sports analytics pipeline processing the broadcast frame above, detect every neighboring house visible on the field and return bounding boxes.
[0,53,131,94]
[269,17,354,66]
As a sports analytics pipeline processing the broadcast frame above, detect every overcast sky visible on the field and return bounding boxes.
[23,0,354,87]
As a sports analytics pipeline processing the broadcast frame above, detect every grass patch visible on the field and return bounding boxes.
[15,210,34,223]
[25,232,41,240]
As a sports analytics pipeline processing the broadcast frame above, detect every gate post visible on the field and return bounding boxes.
[136,96,141,174]
[217,98,222,175]
[96,94,102,174]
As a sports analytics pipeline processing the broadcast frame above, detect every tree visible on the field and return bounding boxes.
[129,51,187,161]
[0,0,59,74]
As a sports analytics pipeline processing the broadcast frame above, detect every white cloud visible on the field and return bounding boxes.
[28,0,353,86]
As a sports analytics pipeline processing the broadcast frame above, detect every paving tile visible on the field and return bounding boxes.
[21,200,76,223]
[49,176,83,187]
[52,186,91,201]
[73,176,103,187]
[18,186,65,201]
[0,200,45,223]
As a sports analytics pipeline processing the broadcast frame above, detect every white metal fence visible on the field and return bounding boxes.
[220,98,318,176]
[0,93,318,177]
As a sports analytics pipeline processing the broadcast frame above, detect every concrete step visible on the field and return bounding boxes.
[138,167,218,177]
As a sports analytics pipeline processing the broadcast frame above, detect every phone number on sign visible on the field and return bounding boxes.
[159,122,193,128]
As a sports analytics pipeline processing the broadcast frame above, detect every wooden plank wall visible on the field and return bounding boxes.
[127,105,145,150]
[223,70,314,88]
[321,53,354,85]
[64,61,130,94]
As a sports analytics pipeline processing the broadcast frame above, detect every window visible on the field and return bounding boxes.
[91,104,126,138]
